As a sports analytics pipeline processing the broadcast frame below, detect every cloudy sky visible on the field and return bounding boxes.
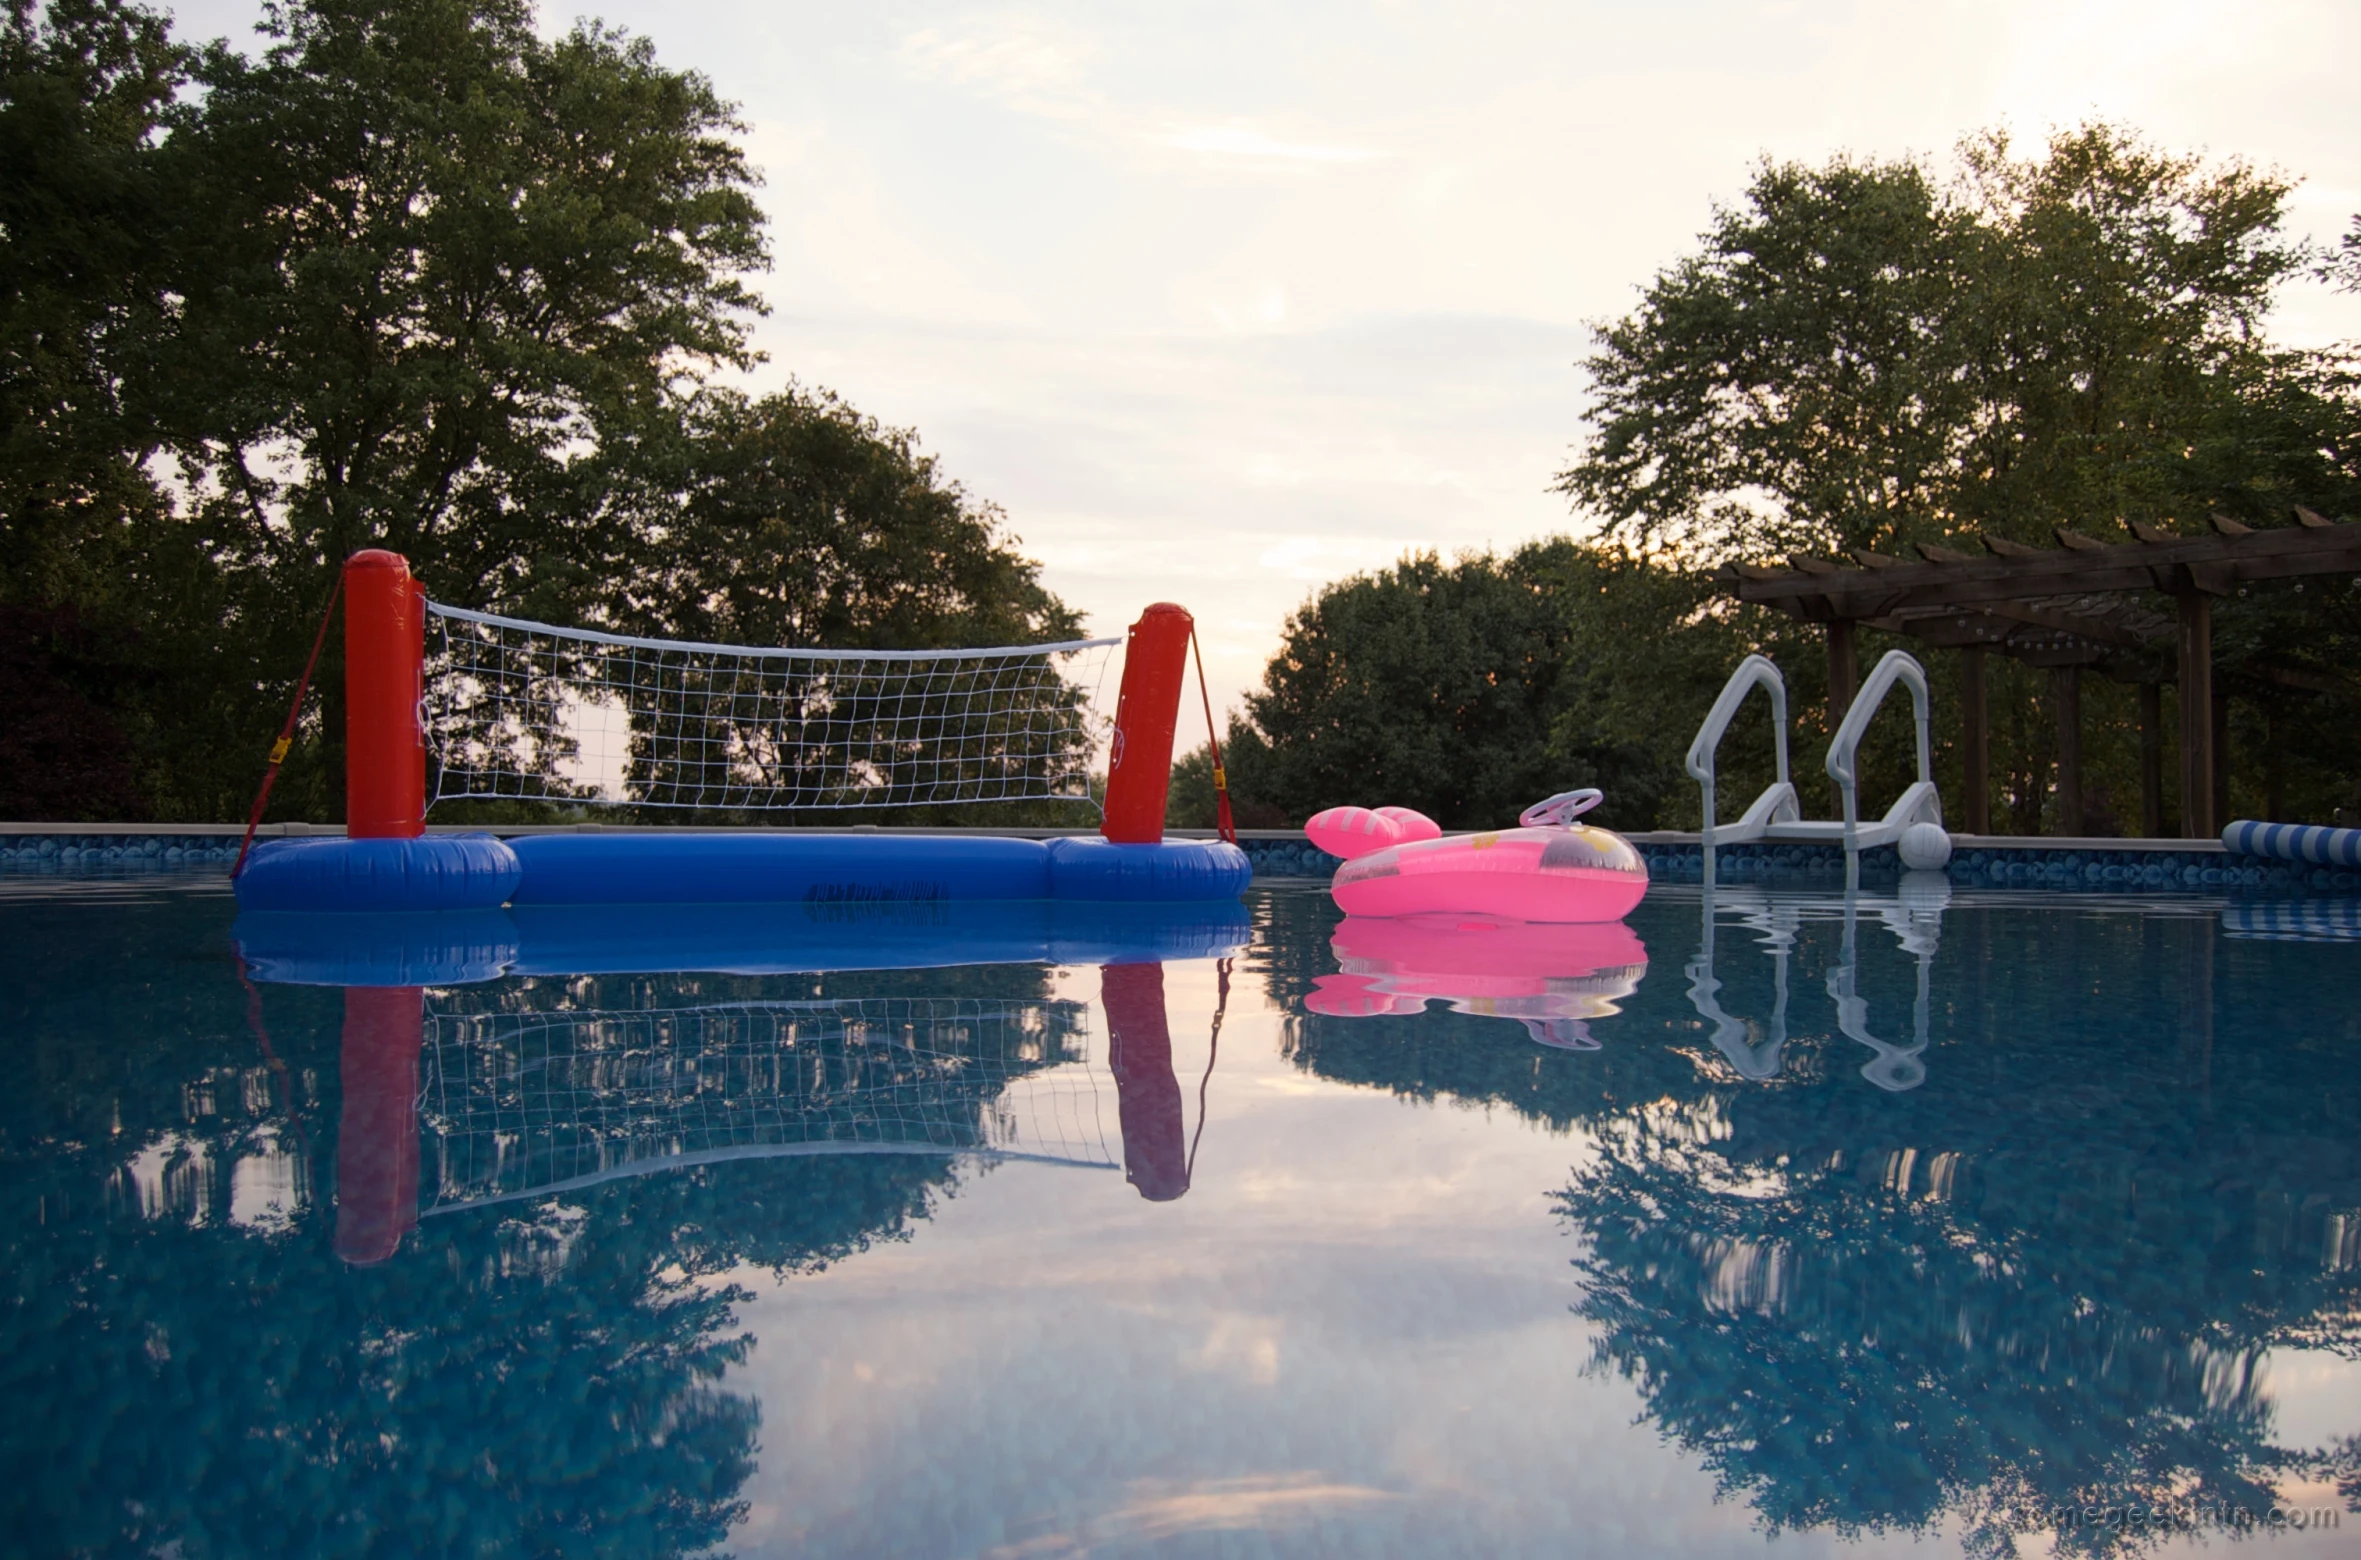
[174,0,2361,723]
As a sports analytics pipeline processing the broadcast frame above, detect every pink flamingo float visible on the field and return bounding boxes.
[1305,789,1648,924]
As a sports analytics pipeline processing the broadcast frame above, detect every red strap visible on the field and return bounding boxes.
[231,568,346,879]
[1188,626,1237,845]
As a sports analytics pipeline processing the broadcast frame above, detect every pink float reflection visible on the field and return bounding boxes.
[1306,914,1648,1049]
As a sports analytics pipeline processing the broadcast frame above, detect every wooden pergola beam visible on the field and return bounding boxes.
[1714,512,2361,843]
[1722,517,2361,616]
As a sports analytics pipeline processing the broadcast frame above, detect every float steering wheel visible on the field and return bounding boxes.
[1519,788,1603,829]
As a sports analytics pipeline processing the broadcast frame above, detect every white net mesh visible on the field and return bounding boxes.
[418,995,1115,1212]
[422,602,1119,813]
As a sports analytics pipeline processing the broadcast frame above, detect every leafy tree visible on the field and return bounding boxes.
[628,385,1080,651]
[1560,123,2329,558]
[1217,544,1581,830]
[1193,539,1926,834]
[1556,122,2361,831]
[157,0,768,612]
[0,0,183,611]
[1,0,1089,827]
[80,0,772,822]
[1562,154,1979,559]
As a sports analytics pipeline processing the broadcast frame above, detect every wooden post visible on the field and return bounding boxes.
[2138,681,2163,839]
[1827,619,1858,726]
[2264,702,2284,822]
[1960,646,1989,835]
[2211,690,2230,833]
[2176,592,2214,839]
[2052,665,2082,836]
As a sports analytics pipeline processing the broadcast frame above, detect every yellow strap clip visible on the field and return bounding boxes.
[268,737,292,766]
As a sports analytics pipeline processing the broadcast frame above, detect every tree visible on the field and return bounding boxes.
[1559,123,2361,832]
[1191,539,1896,835]
[0,0,1096,826]
[42,0,776,823]
[158,0,768,614]
[628,386,1079,651]
[1560,123,2327,560]
[0,0,183,611]
[1562,154,1979,559]
[1218,545,1581,831]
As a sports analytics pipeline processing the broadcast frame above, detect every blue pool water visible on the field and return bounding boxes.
[3,875,2358,1558]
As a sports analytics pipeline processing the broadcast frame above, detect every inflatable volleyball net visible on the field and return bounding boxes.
[255,548,1226,839]
[231,551,1244,908]
[424,602,1117,815]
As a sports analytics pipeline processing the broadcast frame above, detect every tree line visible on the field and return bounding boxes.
[1,0,1077,823]
[1181,126,2361,836]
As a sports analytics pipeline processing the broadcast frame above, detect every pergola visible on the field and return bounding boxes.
[1717,510,2361,839]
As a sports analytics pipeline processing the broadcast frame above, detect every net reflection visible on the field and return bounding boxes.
[2,889,1237,1558]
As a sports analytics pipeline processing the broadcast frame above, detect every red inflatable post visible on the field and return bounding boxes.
[344,549,426,838]
[334,985,423,1265]
[1102,603,1193,844]
[1102,962,1188,1202]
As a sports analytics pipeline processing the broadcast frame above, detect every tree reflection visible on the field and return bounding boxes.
[1265,884,2361,1554]
[0,892,1069,1557]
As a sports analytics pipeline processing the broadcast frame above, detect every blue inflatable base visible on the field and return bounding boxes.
[233,834,522,913]
[230,831,1251,912]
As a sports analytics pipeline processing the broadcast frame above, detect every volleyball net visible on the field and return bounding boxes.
[417,994,1116,1213]
[422,602,1119,814]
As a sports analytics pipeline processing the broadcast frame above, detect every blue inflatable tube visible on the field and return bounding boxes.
[506,832,1250,906]
[507,831,1048,905]
[231,831,1251,912]
[2223,819,2361,869]
[233,898,1252,985]
[233,834,521,913]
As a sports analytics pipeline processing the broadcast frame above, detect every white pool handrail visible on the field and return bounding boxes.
[1684,654,1795,852]
[1825,649,1937,857]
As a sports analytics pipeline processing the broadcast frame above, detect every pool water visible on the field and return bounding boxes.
[4,877,2358,1558]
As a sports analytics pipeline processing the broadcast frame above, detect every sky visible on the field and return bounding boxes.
[168,0,2361,730]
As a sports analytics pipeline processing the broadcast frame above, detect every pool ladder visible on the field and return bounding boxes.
[1684,650,1944,874]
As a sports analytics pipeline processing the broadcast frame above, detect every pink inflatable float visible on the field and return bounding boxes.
[1305,789,1647,923]
[1305,913,1647,1049]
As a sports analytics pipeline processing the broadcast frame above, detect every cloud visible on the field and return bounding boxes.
[893,14,1382,172]
[1155,122,1381,166]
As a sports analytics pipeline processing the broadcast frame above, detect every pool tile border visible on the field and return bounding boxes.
[5,825,2355,895]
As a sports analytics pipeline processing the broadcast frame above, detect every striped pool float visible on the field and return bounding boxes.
[2220,819,2361,868]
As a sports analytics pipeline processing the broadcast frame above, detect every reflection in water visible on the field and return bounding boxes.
[1306,914,1646,1049]
[1686,875,1950,1090]
[0,884,1185,1557]
[417,990,1111,1215]
[1686,885,1795,1080]
[1264,886,2361,1555]
[336,986,424,1264]
[1825,873,1947,1093]
[1104,962,1189,1200]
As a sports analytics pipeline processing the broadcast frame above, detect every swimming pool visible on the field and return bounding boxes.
[3,876,2356,1556]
